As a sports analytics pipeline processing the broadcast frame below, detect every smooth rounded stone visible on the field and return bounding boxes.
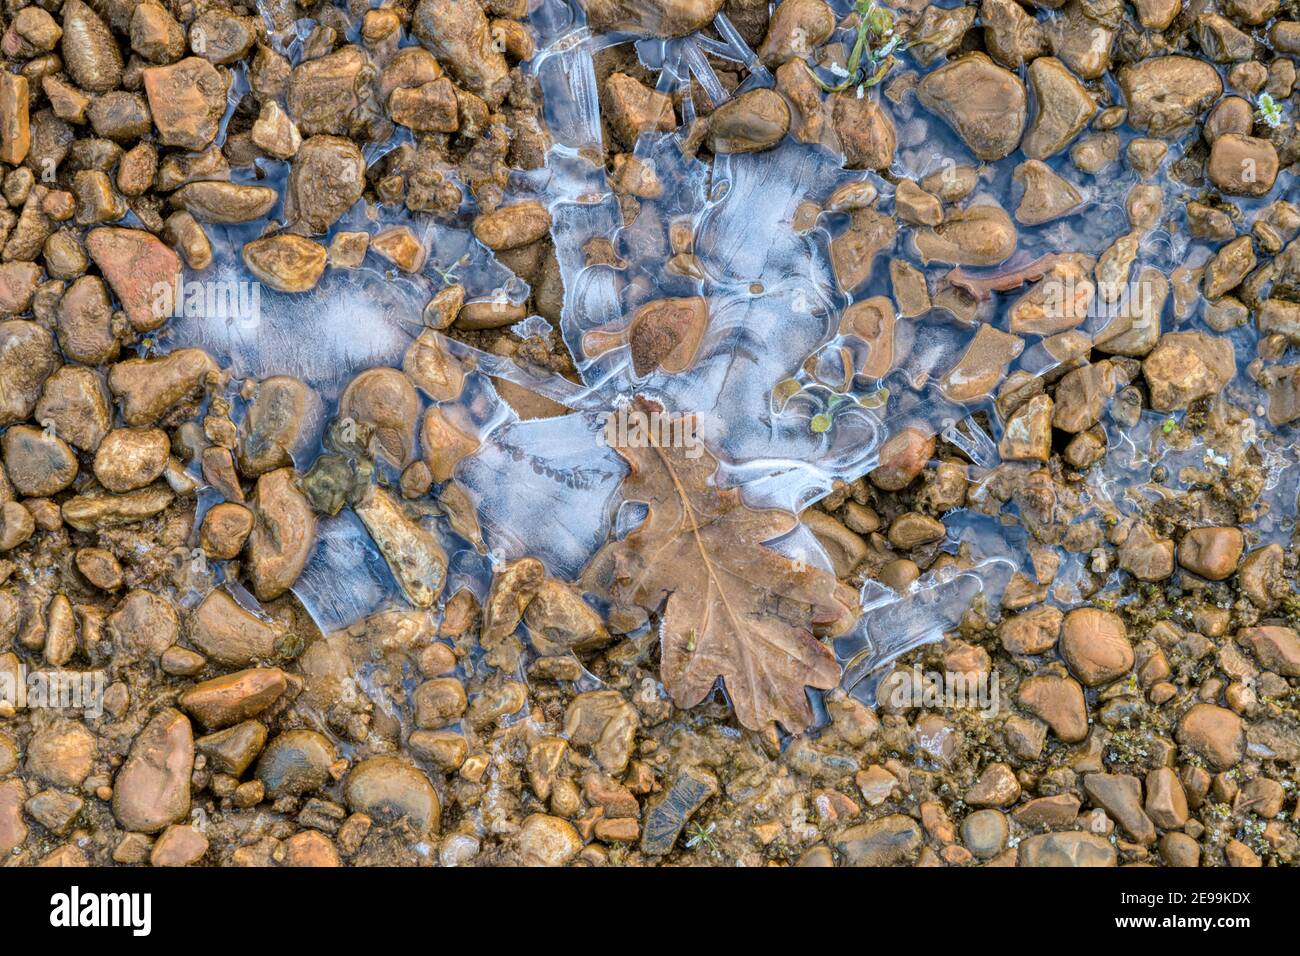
[1017,674,1088,742]
[0,261,41,312]
[515,813,582,866]
[1160,831,1200,867]
[1240,625,1300,676]
[414,677,468,729]
[34,365,112,452]
[1207,134,1279,197]
[74,548,122,592]
[1204,97,1253,144]
[56,275,118,365]
[239,375,321,476]
[27,719,96,787]
[707,88,790,154]
[472,201,553,252]
[1176,703,1244,770]
[282,830,341,867]
[1119,56,1222,137]
[834,814,923,866]
[757,0,834,65]
[917,53,1027,160]
[831,93,896,171]
[190,588,280,666]
[85,227,183,333]
[1018,832,1116,867]
[256,729,337,798]
[0,319,58,426]
[178,667,289,729]
[914,205,1018,266]
[961,809,1009,858]
[92,427,169,493]
[1145,767,1189,829]
[107,589,179,657]
[1060,607,1133,686]
[1022,57,1095,159]
[1178,526,1244,581]
[113,708,194,833]
[73,168,127,224]
[195,721,268,776]
[242,234,327,293]
[248,468,316,601]
[108,348,217,426]
[199,502,255,560]
[339,367,421,468]
[2,424,78,497]
[411,0,509,105]
[61,0,123,92]
[0,500,35,551]
[577,0,722,37]
[344,756,440,837]
[1141,331,1235,412]
[286,136,365,235]
[1083,772,1156,845]
[150,824,208,866]
[172,181,278,224]
[142,57,228,150]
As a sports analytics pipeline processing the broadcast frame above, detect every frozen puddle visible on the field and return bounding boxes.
[163,0,1163,719]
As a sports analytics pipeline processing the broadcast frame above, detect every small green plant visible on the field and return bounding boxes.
[685,821,718,853]
[805,0,909,93]
[1256,92,1286,129]
[1162,417,1177,435]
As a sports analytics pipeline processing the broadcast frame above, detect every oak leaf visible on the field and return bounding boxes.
[583,397,859,732]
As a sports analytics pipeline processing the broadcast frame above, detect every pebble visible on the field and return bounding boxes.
[1176,703,1245,770]
[112,708,194,833]
[344,756,441,837]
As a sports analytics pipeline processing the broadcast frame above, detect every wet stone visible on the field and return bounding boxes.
[2,425,78,498]
[640,765,718,856]
[286,136,366,235]
[242,234,327,294]
[143,58,228,151]
[917,53,1027,161]
[344,756,440,837]
[112,708,194,833]
[93,427,170,493]
[835,814,923,866]
[256,729,337,799]
[178,667,289,729]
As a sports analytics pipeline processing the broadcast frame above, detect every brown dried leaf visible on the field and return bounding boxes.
[583,397,859,732]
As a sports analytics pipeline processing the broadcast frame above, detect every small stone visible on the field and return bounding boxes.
[150,824,208,866]
[143,58,229,150]
[1060,607,1133,686]
[113,708,194,833]
[242,235,327,293]
[1176,703,1244,770]
[1178,527,1244,581]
